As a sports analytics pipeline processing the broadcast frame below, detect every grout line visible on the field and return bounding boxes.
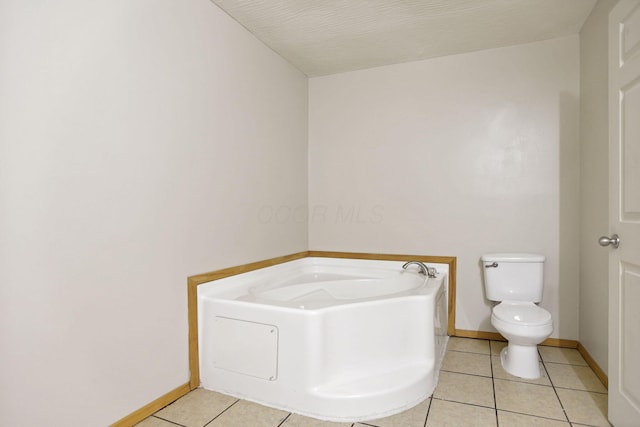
[149,415,187,427]
[553,385,608,395]
[203,399,241,426]
[431,397,495,410]
[489,372,554,387]
[447,348,492,355]
[490,348,499,427]
[542,361,589,367]
[432,396,571,425]
[541,356,572,424]
[496,408,575,423]
[276,413,292,426]
[423,396,433,427]
[440,368,493,378]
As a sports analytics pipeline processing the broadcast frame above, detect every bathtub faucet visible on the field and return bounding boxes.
[402,261,437,278]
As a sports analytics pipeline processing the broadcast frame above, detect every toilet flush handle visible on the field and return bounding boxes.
[485,262,498,268]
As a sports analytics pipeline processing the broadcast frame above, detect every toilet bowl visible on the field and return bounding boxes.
[481,253,553,380]
[491,301,553,379]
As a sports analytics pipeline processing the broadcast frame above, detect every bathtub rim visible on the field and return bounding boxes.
[187,250,457,390]
[200,257,443,310]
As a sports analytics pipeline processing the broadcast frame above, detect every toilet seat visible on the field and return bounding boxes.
[492,301,552,326]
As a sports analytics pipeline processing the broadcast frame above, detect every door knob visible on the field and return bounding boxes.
[598,234,620,248]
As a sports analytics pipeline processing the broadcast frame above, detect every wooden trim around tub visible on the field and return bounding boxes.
[110,382,191,427]
[189,251,457,389]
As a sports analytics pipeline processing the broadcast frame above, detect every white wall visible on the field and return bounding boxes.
[0,0,603,422]
[309,36,581,339]
[579,0,618,375]
[0,1,307,425]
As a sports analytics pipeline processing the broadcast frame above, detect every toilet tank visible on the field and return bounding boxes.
[481,253,545,302]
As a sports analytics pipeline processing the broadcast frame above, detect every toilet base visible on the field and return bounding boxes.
[500,344,541,379]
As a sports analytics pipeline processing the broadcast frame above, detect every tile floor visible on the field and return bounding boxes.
[136,337,610,427]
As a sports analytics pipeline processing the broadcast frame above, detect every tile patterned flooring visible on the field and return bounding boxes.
[136,337,610,427]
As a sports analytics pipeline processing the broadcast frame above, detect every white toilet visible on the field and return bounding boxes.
[481,253,553,379]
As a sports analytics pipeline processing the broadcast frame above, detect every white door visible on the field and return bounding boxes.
[608,2,640,426]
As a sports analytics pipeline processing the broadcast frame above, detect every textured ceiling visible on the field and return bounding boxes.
[211,0,597,77]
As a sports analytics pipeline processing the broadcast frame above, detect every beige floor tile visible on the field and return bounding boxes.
[207,399,289,426]
[538,347,587,366]
[441,350,492,376]
[154,389,237,427]
[490,340,507,355]
[140,349,608,427]
[494,379,565,420]
[555,388,609,427]
[134,416,181,427]
[433,371,495,408]
[366,397,430,427]
[426,399,496,427]
[491,356,551,386]
[497,411,570,426]
[545,362,607,393]
[281,413,352,426]
[447,337,491,354]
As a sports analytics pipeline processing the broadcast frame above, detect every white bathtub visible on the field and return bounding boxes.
[198,257,449,422]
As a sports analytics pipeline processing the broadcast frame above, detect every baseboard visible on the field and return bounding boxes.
[577,342,608,389]
[454,329,578,348]
[454,329,607,389]
[542,337,578,349]
[110,382,191,427]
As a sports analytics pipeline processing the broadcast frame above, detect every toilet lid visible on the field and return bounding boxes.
[493,302,552,326]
